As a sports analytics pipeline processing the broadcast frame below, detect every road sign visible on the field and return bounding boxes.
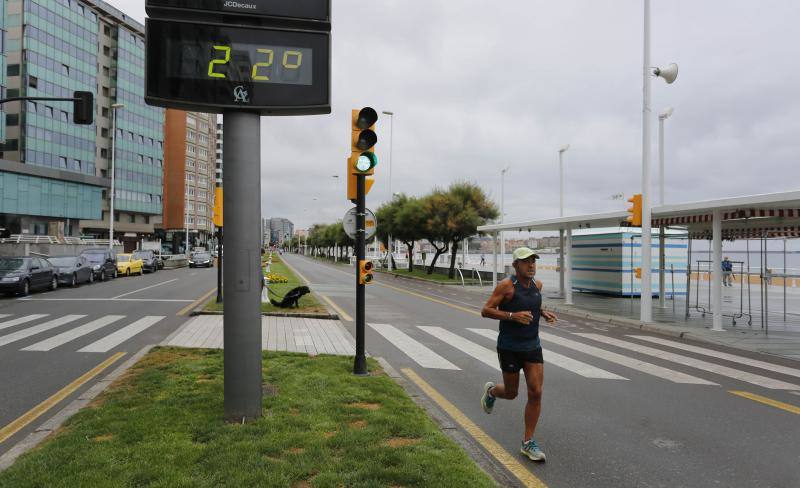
[342,207,376,240]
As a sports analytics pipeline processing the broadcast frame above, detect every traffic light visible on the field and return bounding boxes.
[73,91,94,125]
[358,259,374,284]
[626,193,642,227]
[634,267,642,279]
[347,169,375,201]
[350,107,378,176]
[212,187,223,227]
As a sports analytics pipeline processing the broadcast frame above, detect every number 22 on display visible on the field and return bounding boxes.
[207,45,303,81]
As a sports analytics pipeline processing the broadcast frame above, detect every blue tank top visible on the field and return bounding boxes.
[497,276,542,351]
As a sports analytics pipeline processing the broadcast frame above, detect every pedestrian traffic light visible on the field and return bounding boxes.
[358,259,374,284]
[73,91,94,125]
[626,193,642,227]
[634,267,642,279]
[350,107,378,176]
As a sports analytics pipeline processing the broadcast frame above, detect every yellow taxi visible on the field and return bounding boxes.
[116,253,144,276]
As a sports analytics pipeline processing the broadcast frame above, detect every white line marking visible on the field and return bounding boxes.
[575,333,799,390]
[627,335,800,380]
[112,279,179,299]
[468,328,628,380]
[0,314,48,331]
[0,315,86,347]
[539,332,717,385]
[369,323,460,370]
[78,316,166,353]
[17,298,193,302]
[418,326,497,369]
[22,315,126,351]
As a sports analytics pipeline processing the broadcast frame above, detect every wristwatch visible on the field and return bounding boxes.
[507,312,512,320]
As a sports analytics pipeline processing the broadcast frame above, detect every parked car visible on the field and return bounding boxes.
[133,250,159,273]
[189,252,213,268]
[80,248,117,281]
[116,254,144,276]
[48,255,94,287]
[0,256,58,296]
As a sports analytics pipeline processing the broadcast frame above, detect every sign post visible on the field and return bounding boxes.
[145,0,331,421]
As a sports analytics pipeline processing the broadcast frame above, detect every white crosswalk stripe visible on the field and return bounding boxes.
[574,333,799,390]
[369,323,460,370]
[627,335,800,379]
[467,328,628,380]
[418,326,498,369]
[78,316,165,353]
[0,315,86,347]
[539,332,717,385]
[0,314,48,331]
[21,315,126,351]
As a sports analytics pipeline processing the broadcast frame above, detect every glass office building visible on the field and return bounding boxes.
[0,0,163,244]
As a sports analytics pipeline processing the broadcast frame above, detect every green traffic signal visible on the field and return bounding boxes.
[354,151,378,172]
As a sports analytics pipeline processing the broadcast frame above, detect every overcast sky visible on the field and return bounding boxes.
[110,0,800,233]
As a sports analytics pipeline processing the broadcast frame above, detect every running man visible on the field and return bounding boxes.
[480,247,557,461]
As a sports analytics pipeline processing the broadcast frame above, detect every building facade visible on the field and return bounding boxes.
[160,109,216,253]
[265,217,293,247]
[0,0,163,247]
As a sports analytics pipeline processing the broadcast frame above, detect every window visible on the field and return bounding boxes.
[186,202,194,211]
[186,159,195,169]
[104,24,111,35]
[101,148,108,158]
[187,117,196,127]
[73,160,81,171]
[102,86,109,97]
[147,157,153,165]
[103,66,109,76]
[28,76,38,88]
[198,190,207,199]
[101,128,109,137]
[198,203,207,213]
[59,157,68,169]
[199,177,208,187]
[186,144,196,154]
[62,64,70,76]
[198,148,208,158]
[138,135,144,144]
[102,107,109,117]
[187,130,195,141]
[7,64,19,76]
[103,45,110,56]
[6,114,18,126]
[157,159,163,167]
[138,154,144,163]
[186,187,195,197]
[186,174,195,183]
[7,88,19,98]
[199,162,207,171]
[61,111,68,122]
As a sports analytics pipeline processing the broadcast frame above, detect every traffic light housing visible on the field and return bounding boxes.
[212,187,223,227]
[626,193,642,227]
[350,107,378,176]
[347,170,375,201]
[358,259,374,284]
[634,267,642,279]
[73,91,94,125]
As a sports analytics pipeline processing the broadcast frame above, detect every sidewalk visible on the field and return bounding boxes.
[163,314,355,355]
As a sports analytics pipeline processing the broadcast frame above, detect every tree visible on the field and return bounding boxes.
[393,195,426,272]
[420,190,452,274]
[375,198,402,270]
[442,182,498,278]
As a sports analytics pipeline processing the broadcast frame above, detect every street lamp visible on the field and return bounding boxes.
[640,0,678,322]
[558,144,570,217]
[657,107,674,206]
[557,144,569,298]
[382,110,395,269]
[109,103,125,250]
[499,166,510,267]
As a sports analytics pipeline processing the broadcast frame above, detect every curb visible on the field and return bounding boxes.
[0,344,156,472]
[190,310,339,320]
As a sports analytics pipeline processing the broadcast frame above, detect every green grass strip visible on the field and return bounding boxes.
[0,349,495,488]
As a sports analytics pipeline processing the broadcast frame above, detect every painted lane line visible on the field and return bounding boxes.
[468,328,628,380]
[21,298,193,302]
[575,333,799,390]
[0,314,11,321]
[401,368,547,488]
[369,323,460,370]
[0,315,86,347]
[0,352,126,444]
[22,315,126,351]
[78,316,165,353]
[539,332,716,385]
[729,390,800,415]
[112,278,179,299]
[627,335,800,379]
[0,314,49,332]
[320,293,352,322]
[176,288,217,316]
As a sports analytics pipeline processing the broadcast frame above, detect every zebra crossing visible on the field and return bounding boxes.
[368,323,800,391]
[0,313,166,353]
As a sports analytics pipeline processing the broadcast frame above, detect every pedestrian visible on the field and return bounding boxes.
[480,254,486,267]
[479,247,558,462]
[722,257,733,287]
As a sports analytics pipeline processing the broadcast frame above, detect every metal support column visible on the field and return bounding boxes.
[559,229,565,297]
[658,227,666,308]
[222,111,262,421]
[216,228,223,303]
[565,227,573,305]
[492,231,498,288]
[711,209,723,331]
[353,174,368,375]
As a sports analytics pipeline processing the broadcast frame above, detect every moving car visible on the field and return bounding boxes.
[49,255,94,287]
[79,248,117,281]
[188,252,213,268]
[116,254,144,276]
[0,256,58,296]
[133,250,159,273]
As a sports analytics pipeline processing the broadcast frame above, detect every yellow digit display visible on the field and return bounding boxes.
[251,48,274,81]
[208,45,230,78]
[282,50,303,69]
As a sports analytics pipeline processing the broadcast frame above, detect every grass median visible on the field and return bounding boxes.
[0,348,495,487]
[204,256,327,314]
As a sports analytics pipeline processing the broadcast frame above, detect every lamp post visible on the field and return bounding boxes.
[558,144,570,298]
[656,107,673,308]
[108,103,124,250]
[382,110,394,269]
[641,0,678,322]
[499,166,510,269]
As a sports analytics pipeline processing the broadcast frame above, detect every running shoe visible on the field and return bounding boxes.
[481,381,496,414]
[521,439,546,461]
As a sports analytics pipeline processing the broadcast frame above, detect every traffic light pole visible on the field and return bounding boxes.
[353,173,368,375]
[222,111,262,421]
[216,227,223,303]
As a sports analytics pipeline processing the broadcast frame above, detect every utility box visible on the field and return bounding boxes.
[570,230,688,297]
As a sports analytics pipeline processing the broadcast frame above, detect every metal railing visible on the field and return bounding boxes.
[0,234,121,246]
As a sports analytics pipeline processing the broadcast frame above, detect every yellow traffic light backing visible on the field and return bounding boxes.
[626,193,643,227]
[213,187,223,227]
[347,163,375,201]
[634,267,642,279]
[359,259,374,284]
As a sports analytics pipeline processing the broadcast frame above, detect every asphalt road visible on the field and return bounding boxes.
[0,265,217,455]
[286,254,800,488]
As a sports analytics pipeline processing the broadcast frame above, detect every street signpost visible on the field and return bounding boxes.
[342,207,377,241]
[145,0,331,421]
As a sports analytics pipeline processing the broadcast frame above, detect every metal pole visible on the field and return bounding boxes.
[384,111,394,271]
[222,111,262,421]
[109,107,117,249]
[658,227,666,308]
[640,0,653,323]
[711,209,723,331]
[500,168,506,274]
[685,237,691,320]
[216,228,223,303]
[565,226,573,305]
[354,174,368,375]
[658,115,665,206]
[783,237,787,321]
[492,231,498,288]
[559,229,565,297]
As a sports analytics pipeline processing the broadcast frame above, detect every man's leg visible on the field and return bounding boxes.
[489,371,521,400]
[521,362,544,441]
